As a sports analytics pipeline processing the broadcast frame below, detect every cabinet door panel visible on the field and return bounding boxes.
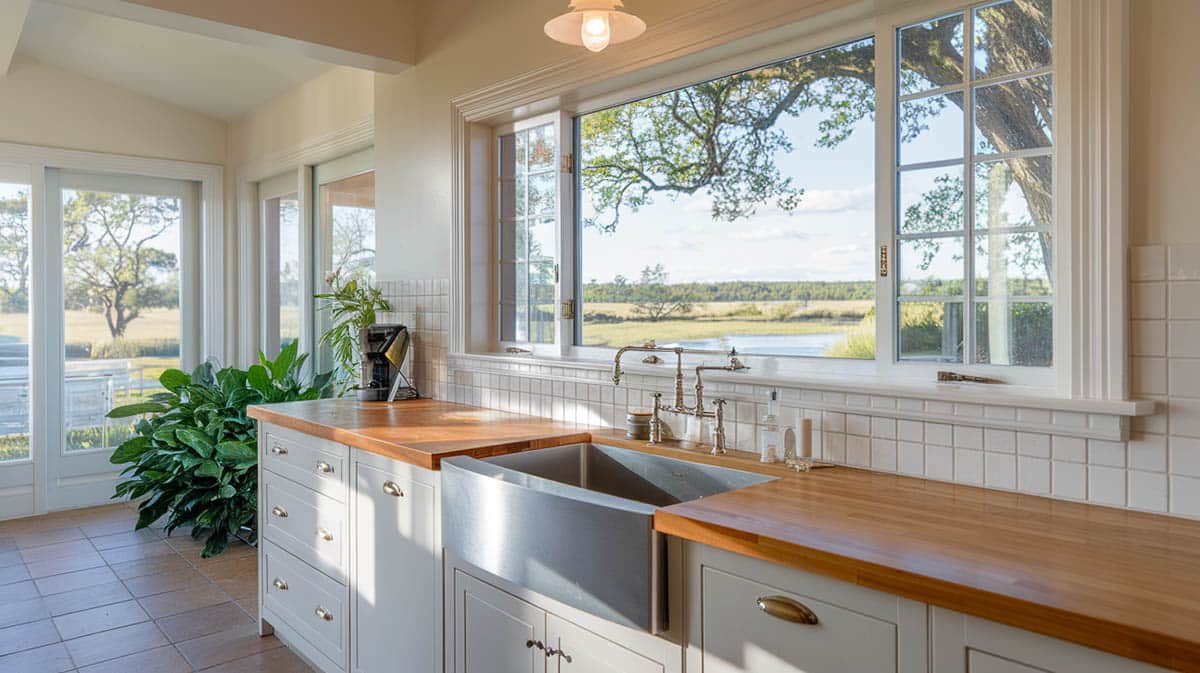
[352,461,437,673]
[546,613,662,673]
[968,651,1048,673]
[455,570,545,673]
[701,566,897,673]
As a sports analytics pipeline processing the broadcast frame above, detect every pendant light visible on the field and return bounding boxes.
[544,0,646,53]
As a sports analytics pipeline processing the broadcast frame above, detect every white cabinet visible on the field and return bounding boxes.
[350,451,439,673]
[454,570,547,673]
[931,607,1172,673]
[546,613,663,673]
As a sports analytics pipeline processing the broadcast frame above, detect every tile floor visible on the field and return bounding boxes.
[0,502,314,673]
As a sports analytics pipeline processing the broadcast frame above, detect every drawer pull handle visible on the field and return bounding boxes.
[382,481,404,498]
[315,606,333,622]
[316,461,334,474]
[546,646,572,663]
[273,578,288,591]
[756,595,819,625]
[271,505,288,518]
[270,445,288,455]
[317,527,334,542]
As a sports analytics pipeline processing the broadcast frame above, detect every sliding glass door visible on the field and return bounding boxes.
[0,166,34,518]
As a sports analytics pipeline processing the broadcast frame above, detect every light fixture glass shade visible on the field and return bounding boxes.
[544,0,646,52]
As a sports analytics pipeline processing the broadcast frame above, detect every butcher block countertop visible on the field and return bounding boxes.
[249,400,1200,672]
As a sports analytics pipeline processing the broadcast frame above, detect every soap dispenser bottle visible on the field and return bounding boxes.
[758,390,782,463]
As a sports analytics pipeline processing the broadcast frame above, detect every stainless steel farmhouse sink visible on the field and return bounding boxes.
[441,443,775,632]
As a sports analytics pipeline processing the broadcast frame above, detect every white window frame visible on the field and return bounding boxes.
[259,170,303,358]
[453,0,1129,402]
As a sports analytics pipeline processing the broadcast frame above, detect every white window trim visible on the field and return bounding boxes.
[450,0,1132,405]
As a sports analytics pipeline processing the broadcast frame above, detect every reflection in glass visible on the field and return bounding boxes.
[973,157,1051,230]
[0,183,31,462]
[974,231,1052,297]
[265,194,301,351]
[975,300,1052,366]
[321,171,376,283]
[899,13,964,96]
[898,237,964,297]
[899,166,963,234]
[973,0,1052,80]
[899,301,962,362]
[62,189,182,453]
[498,122,557,344]
[900,93,964,165]
[974,75,1052,155]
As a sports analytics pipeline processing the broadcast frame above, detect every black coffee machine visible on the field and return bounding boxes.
[357,324,419,401]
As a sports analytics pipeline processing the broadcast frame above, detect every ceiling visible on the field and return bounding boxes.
[16,1,335,120]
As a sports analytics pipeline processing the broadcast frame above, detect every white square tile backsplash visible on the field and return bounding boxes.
[387,253,1200,518]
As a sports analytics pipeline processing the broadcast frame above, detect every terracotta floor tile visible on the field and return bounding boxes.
[188,541,256,567]
[12,527,85,549]
[0,596,49,629]
[0,563,30,587]
[35,565,119,595]
[0,538,14,553]
[156,601,253,643]
[176,623,282,670]
[122,568,211,599]
[77,644,192,673]
[90,528,164,551]
[99,540,177,565]
[65,620,169,667]
[200,555,258,600]
[26,550,106,579]
[52,598,150,640]
[43,580,133,617]
[0,618,61,657]
[139,582,230,619]
[79,517,142,540]
[19,538,97,564]
[110,553,191,580]
[200,645,316,673]
[0,550,21,569]
[0,642,75,673]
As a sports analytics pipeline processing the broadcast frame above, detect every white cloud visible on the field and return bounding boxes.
[729,226,811,242]
[795,185,874,213]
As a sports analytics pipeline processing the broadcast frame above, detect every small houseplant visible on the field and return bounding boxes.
[107,341,331,557]
[315,269,392,397]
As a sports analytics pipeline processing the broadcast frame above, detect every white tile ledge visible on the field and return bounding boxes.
[451,352,1157,419]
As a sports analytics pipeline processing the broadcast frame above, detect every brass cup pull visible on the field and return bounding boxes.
[382,481,404,498]
[315,606,333,622]
[270,445,288,455]
[317,527,333,542]
[271,505,288,518]
[316,461,333,474]
[272,578,288,591]
[756,595,819,625]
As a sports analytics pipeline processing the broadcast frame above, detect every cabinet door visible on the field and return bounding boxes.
[352,461,437,673]
[967,651,1047,673]
[545,613,663,673]
[701,567,897,673]
[454,570,546,673]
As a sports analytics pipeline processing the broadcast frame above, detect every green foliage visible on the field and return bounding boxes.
[315,271,392,397]
[89,338,180,360]
[107,341,332,558]
[584,279,874,304]
[630,265,692,322]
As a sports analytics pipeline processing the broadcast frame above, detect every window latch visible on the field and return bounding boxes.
[561,299,576,320]
[879,245,889,277]
[561,152,574,174]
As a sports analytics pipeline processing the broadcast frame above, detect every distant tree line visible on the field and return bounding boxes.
[583,276,874,304]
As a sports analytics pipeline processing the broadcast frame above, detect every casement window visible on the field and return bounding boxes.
[486,0,1061,387]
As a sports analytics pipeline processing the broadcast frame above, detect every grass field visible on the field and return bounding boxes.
[0,308,182,344]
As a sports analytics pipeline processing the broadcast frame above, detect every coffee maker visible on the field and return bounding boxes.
[357,324,419,402]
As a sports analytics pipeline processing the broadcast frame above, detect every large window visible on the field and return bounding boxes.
[261,170,301,357]
[895,0,1053,366]
[578,38,877,358]
[0,179,31,463]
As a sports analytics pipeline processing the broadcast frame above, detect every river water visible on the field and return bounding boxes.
[675,333,846,357]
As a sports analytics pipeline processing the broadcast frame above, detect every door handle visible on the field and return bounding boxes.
[382,481,404,497]
[316,460,333,474]
[272,578,288,591]
[756,595,819,625]
[271,505,288,518]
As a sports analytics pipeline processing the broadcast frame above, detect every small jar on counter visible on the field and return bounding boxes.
[626,409,653,440]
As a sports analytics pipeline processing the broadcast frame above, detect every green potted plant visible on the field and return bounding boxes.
[315,269,392,397]
[107,341,331,557]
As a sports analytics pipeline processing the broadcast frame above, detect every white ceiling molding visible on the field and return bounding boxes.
[0,0,31,75]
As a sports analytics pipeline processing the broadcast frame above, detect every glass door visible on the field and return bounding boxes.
[0,165,34,519]
[260,171,303,358]
[49,170,200,510]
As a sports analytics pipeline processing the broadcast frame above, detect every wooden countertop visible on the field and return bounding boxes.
[247,399,591,470]
[249,401,1200,672]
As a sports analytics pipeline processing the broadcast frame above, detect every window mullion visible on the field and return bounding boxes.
[962,8,976,366]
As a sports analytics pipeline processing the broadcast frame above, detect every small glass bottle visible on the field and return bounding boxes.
[758,390,782,463]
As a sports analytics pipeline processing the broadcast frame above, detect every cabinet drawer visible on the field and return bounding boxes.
[263,471,348,582]
[263,541,348,666]
[701,566,897,673]
[261,424,348,501]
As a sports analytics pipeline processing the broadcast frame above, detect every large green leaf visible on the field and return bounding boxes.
[269,340,298,381]
[106,401,168,419]
[176,427,215,458]
[246,365,272,395]
[159,369,190,393]
[195,460,222,479]
[215,441,256,465]
[110,436,153,464]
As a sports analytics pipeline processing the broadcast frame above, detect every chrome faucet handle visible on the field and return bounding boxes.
[711,398,728,455]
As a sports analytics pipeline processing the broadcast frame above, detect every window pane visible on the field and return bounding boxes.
[899,165,963,234]
[975,300,1052,366]
[973,0,1052,80]
[974,156,1051,230]
[973,74,1052,155]
[899,13,965,96]
[528,172,556,217]
[898,236,964,297]
[974,231,1052,297]
[321,171,375,284]
[265,194,301,351]
[899,92,964,165]
[0,183,31,462]
[579,38,877,359]
[528,125,556,173]
[498,124,557,344]
[63,189,181,453]
[899,301,963,362]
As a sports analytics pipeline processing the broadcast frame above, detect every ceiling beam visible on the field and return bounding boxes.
[0,0,31,76]
[42,0,415,73]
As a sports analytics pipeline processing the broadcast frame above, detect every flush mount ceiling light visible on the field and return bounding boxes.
[544,0,646,53]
